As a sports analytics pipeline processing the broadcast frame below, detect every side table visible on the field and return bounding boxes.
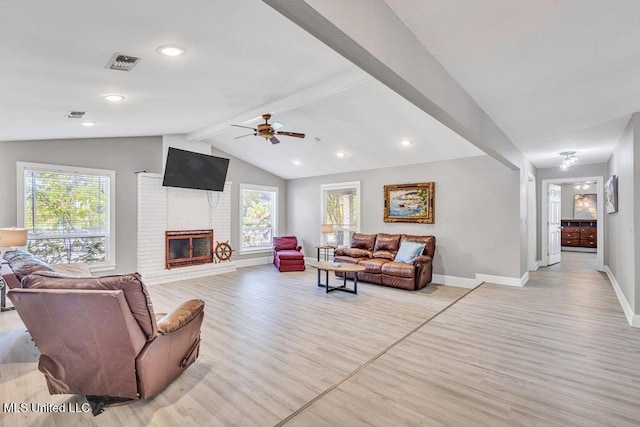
[316,245,337,261]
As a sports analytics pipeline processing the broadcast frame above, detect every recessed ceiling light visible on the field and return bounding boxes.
[293,160,301,166]
[401,140,412,146]
[336,152,346,158]
[81,122,96,127]
[103,94,125,102]
[157,45,185,57]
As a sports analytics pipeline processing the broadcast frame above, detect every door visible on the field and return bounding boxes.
[548,184,561,265]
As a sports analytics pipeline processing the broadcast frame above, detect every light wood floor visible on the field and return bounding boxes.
[2,252,640,426]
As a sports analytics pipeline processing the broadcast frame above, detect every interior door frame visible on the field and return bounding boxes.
[541,176,604,271]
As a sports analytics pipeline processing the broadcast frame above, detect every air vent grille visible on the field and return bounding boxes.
[65,111,86,119]
[106,53,141,71]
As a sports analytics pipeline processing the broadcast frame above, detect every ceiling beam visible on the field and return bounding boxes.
[187,69,370,142]
[263,0,524,170]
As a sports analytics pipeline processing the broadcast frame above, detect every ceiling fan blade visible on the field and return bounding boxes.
[276,131,305,139]
[234,133,257,139]
[269,136,281,144]
[231,124,258,131]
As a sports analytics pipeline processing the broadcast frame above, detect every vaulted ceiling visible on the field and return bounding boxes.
[2,0,639,178]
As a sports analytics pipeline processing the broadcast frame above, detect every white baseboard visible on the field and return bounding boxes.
[476,271,529,287]
[604,265,640,327]
[432,274,480,289]
[530,261,541,271]
[234,256,272,269]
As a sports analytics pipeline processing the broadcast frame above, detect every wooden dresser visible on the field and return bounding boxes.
[561,219,597,249]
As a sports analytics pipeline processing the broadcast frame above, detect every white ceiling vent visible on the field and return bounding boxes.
[106,53,141,71]
[65,111,86,119]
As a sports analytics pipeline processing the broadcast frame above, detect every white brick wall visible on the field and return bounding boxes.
[137,173,235,285]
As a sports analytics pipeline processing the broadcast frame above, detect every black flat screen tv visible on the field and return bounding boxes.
[162,147,230,192]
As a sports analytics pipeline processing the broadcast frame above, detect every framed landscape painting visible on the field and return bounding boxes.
[383,182,435,224]
[605,175,618,213]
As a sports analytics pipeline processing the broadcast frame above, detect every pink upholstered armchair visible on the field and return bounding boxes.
[273,236,305,272]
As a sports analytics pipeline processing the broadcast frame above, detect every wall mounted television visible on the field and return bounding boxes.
[162,147,230,192]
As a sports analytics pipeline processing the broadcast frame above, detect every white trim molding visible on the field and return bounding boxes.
[604,265,640,327]
[427,271,530,288]
[432,274,480,289]
[476,271,529,287]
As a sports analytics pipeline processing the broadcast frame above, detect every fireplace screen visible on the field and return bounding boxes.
[165,229,213,269]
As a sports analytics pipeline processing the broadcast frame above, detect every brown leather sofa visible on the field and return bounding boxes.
[334,233,435,291]
[3,250,204,414]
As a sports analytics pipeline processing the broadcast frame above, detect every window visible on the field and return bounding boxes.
[17,162,115,269]
[321,181,360,246]
[240,184,278,253]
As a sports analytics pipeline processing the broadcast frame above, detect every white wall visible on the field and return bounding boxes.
[287,155,522,282]
[0,137,162,274]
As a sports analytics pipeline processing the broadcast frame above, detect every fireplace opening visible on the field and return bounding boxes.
[165,229,213,269]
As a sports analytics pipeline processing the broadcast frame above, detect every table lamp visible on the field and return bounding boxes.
[0,227,28,255]
[321,223,334,246]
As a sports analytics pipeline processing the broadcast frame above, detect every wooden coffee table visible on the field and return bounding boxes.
[307,260,366,294]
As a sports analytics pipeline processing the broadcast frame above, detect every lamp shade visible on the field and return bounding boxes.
[321,223,334,234]
[0,227,28,248]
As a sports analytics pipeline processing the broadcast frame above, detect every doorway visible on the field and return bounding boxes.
[541,176,604,271]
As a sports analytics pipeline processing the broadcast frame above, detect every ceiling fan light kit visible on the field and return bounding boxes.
[232,114,305,145]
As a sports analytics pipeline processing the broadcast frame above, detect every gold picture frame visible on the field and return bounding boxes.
[383,182,435,224]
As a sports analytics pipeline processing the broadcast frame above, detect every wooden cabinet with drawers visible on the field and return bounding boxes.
[561,219,597,249]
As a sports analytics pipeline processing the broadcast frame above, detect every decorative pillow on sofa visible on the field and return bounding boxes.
[394,241,426,264]
[350,233,376,251]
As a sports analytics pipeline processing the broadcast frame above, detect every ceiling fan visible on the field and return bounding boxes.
[232,113,305,144]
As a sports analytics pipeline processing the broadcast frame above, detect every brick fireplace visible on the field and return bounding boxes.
[137,173,234,285]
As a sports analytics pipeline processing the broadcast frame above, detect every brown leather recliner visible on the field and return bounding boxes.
[8,271,204,414]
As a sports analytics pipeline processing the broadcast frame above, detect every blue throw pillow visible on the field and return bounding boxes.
[394,241,426,264]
